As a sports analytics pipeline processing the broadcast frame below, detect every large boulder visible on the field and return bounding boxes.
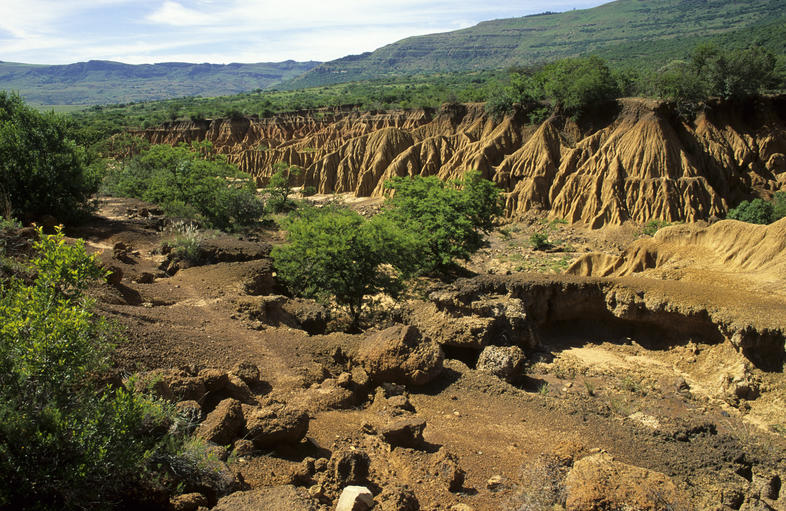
[244,404,309,449]
[212,486,318,511]
[476,345,526,383]
[565,453,687,511]
[194,398,244,446]
[356,325,443,386]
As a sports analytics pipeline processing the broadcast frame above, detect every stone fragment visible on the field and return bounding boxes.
[194,398,244,446]
[336,486,374,511]
[357,325,443,386]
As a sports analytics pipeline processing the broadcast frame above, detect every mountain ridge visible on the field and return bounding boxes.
[285,0,786,88]
[0,60,321,107]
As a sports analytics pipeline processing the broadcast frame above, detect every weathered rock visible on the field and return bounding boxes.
[565,453,686,511]
[297,378,358,412]
[289,457,316,486]
[199,368,229,392]
[195,398,244,446]
[282,298,329,335]
[212,485,318,511]
[450,505,475,511]
[432,448,465,492]
[105,265,123,285]
[357,325,444,386]
[336,486,374,511]
[244,404,309,449]
[232,439,255,457]
[224,374,257,404]
[230,361,261,386]
[136,272,155,284]
[170,492,208,511]
[168,375,207,402]
[476,345,526,383]
[377,485,419,511]
[380,416,427,448]
[328,449,371,487]
[486,474,505,490]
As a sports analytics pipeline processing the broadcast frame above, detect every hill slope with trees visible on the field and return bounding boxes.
[286,0,786,88]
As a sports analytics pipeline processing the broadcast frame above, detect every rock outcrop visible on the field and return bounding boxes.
[130,96,786,226]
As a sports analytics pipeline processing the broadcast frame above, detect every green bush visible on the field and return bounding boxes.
[103,143,265,231]
[0,228,180,509]
[727,193,786,224]
[537,56,620,118]
[381,170,502,272]
[530,232,551,251]
[272,205,419,327]
[265,162,302,213]
[302,185,317,197]
[641,220,672,236]
[0,92,100,222]
[484,56,619,121]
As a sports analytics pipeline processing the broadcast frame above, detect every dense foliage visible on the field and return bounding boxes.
[272,171,502,325]
[0,92,100,222]
[103,142,265,231]
[381,171,503,272]
[264,162,302,213]
[485,56,620,120]
[272,206,420,326]
[651,44,778,117]
[727,192,786,224]
[0,229,178,509]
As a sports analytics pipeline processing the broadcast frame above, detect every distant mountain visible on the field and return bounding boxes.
[0,60,320,107]
[286,0,786,88]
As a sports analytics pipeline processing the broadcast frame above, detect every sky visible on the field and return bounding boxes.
[0,0,609,65]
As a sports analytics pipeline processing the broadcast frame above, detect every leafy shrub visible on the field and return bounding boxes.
[641,220,672,236]
[727,198,770,224]
[537,56,620,118]
[381,171,502,272]
[485,56,619,121]
[530,232,551,251]
[272,205,419,327]
[301,185,317,197]
[0,92,100,222]
[0,228,183,509]
[265,162,301,213]
[103,143,265,231]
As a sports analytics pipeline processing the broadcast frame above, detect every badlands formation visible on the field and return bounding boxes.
[111,97,786,510]
[133,96,786,226]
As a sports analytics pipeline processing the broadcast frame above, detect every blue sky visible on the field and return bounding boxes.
[0,1,608,65]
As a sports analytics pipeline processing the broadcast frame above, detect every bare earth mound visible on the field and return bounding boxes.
[568,217,786,298]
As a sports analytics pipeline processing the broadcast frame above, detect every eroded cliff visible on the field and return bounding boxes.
[130,97,786,226]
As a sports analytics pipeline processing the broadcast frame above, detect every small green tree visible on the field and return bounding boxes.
[381,170,502,272]
[0,92,100,222]
[272,206,419,327]
[265,162,301,213]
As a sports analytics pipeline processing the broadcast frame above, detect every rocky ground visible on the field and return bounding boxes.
[52,197,786,510]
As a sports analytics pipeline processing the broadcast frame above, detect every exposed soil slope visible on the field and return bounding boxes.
[45,197,785,511]
[132,97,786,227]
[567,217,786,299]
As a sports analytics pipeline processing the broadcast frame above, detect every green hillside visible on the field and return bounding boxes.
[0,60,320,108]
[287,0,786,88]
